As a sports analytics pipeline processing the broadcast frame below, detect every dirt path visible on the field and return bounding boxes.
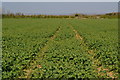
[21,26,61,78]
[69,24,117,78]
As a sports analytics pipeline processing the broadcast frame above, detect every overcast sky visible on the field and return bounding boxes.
[3,2,118,15]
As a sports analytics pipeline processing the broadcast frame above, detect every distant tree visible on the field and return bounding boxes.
[75,14,79,17]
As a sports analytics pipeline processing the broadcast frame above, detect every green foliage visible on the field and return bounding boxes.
[70,19,118,72]
[2,18,60,78]
[2,18,118,79]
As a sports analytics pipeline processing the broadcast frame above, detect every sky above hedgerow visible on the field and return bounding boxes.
[3,2,118,15]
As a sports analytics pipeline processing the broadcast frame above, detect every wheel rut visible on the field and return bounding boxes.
[21,22,117,78]
[21,26,61,78]
[68,24,117,78]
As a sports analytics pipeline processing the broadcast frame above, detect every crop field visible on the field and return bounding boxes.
[2,18,119,79]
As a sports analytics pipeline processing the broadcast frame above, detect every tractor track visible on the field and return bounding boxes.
[68,23,117,78]
[21,26,61,79]
[20,22,117,78]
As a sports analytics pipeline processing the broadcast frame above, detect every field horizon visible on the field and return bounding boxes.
[1,2,119,79]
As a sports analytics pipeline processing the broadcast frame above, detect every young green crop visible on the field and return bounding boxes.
[2,18,118,79]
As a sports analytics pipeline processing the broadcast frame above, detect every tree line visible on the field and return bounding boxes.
[2,13,75,18]
[2,12,120,19]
